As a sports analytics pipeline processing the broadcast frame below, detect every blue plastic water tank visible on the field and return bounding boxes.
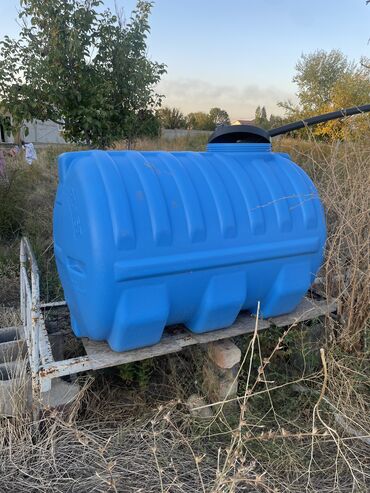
[53,138,326,352]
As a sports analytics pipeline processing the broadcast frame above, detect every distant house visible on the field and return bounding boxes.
[0,117,66,144]
[231,119,255,126]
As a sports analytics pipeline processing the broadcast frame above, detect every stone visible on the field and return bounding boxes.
[42,378,81,411]
[202,360,238,402]
[201,338,241,415]
[206,339,241,369]
[187,393,213,419]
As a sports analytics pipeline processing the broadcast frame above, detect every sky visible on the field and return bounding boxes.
[1,0,370,120]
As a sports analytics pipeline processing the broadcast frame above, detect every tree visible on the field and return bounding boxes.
[255,106,261,122]
[208,107,230,126]
[268,113,284,129]
[158,107,187,129]
[0,0,166,147]
[293,49,353,112]
[187,111,213,130]
[279,49,370,140]
[254,105,269,129]
[314,69,370,139]
[187,108,230,130]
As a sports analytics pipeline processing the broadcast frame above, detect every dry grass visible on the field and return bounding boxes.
[0,136,369,492]
[114,132,210,151]
[0,327,368,492]
[275,137,369,352]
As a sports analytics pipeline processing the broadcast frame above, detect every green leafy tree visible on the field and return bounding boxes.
[208,107,230,126]
[187,111,213,130]
[255,105,261,122]
[158,107,187,129]
[268,113,284,129]
[314,69,370,139]
[293,49,353,112]
[279,49,370,140]
[187,108,230,130]
[0,0,166,147]
[254,105,269,129]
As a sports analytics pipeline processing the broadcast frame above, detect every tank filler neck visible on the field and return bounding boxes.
[208,125,271,145]
[207,143,271,153]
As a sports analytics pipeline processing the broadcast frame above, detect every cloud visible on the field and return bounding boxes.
[157,78,297,120]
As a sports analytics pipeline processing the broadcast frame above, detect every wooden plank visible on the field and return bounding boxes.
[268,297,336,327]
[40,296,337,378]
[83,335,192,370]
[82,314,270,370]
[40,317,266,377]
[82,296,336,370]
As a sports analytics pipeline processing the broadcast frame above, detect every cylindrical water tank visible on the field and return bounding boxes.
[53,126,326,351]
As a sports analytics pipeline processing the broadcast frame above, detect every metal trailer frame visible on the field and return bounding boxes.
[19,236,337,410]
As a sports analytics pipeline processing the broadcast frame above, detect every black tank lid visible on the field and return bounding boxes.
[208,125,271,144]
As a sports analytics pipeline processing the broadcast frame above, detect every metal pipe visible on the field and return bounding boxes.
[19,239,26,325]
[40,300,67,309]
[29,250,40,376]
[22,236,39,275]
[20,236,42,415]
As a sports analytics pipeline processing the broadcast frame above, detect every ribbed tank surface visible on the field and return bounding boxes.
[53,144,326,351]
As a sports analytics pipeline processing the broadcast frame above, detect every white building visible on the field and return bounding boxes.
[0,119,66,144]
[231,119,255,126]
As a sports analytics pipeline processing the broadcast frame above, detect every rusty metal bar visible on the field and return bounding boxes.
[19,237,63,405]
[20,240,26,324]
[40,355,93,379]
[20,237,43,415]
[20,266,32,347]
[22,237,39,276]
[40,301,67,309]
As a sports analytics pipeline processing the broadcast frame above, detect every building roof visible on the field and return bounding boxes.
[231,119,255,125]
